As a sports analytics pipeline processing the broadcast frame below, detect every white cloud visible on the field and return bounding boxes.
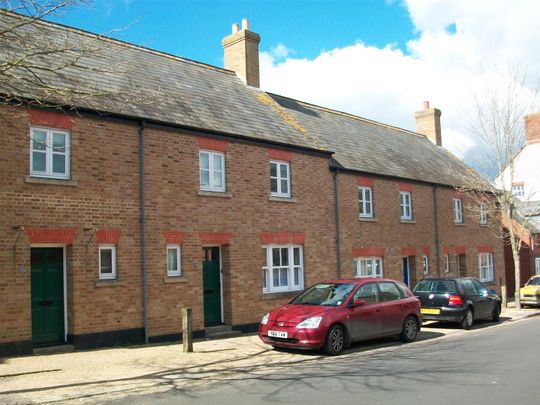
[259,0,540,173]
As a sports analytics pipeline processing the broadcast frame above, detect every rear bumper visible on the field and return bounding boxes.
[520,296,540,305]
[421,307,467,323]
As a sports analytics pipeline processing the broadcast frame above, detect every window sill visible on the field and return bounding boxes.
[400,219,416,224]
[480,223,489,227]
[269,196,297,203]
[261,291,301,300]
[198,190,232,198]
[95,279,124,287]
[359,217,377,222]
[454,222,466,227]
[164,276,188,283]
[25,176,78,186]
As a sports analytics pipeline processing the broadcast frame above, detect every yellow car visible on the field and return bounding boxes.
[520,275,540,306]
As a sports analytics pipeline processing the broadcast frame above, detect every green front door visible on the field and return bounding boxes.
[31,248,65,345]
[203,247,222,325]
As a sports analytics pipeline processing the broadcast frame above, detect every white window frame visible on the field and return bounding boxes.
[535,257,540,276]
[400,191,413,220]
[355,257,384,278]
[478,253,494,282]
[512,184,525,197]
[358,186,373,218]
[99,245,117,280]
[30,127,70,179]
[453,198,463,223]
[479,202,488,225]
[262,245,304,293]
[270,160,291,197]
[167,244,181,277]
[444,254,450,273]
[422,255,429,275]
[199,150,225,192]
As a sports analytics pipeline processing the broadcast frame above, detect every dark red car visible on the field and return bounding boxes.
[259,278,421,355]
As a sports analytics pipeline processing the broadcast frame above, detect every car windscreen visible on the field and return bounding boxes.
[413,279,457,294]
[291,283,356,307]
[527,277,540,286]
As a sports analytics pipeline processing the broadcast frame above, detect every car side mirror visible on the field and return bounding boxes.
[351,299,365,308]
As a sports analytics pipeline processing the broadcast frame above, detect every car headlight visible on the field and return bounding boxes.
[261,313,269,325]
[297,316,322,329]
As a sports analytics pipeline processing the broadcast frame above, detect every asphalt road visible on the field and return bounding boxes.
[107,317,540,405]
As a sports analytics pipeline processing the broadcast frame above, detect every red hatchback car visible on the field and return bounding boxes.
[259,278,421,355]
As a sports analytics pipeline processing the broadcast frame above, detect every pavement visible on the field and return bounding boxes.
[1,306,539,404]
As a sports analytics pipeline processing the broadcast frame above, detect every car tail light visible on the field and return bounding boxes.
[448,295,463,306]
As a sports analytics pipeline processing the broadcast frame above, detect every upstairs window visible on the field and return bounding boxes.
[358,187,373,218]
[453,198,463,223]
[270,160,291,197]
[355,257,383,278]
[400,191,413,220]
[200,150,225,192]
[30,127,70,179]
[512,183,525,197]
[479,202,488,225]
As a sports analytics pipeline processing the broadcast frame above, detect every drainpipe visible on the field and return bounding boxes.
[432,185,441,275]
[333,168,342,278]
[139,120,149,344]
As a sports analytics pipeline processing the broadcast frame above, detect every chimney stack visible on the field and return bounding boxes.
[222,19,260,87]
[524,112,540,144]
[415,101,442,146]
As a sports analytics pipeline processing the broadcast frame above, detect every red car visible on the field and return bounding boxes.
[259,278,421,355]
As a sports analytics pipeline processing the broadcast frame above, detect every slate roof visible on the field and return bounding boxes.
[0,10,478,188]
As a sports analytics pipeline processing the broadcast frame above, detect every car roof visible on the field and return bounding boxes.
[317,278,403,284]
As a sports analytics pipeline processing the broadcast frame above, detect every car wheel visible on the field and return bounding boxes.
[324,325,345,356]
[461,308,473,330]
[492,304,500,322]
[399,316,418,343]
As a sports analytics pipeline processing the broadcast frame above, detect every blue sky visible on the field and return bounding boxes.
[51,0,415,67]
[45,0,540,175]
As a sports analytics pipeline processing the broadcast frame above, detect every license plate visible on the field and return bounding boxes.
[268,330,288,338]
[421,308,441,315]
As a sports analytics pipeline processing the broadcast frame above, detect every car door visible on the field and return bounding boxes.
[378,281,406,335]
[472,279,493,318]
[347,283,383,341]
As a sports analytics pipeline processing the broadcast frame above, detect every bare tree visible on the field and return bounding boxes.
[0,0,156,117]
[457,65,537,310]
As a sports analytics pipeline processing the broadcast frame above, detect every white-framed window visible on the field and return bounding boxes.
[355,257,384,278]
[453,198,463,223]
[512,184,525,197]
[444,254,450,273]
[30,127,70,179]
[262,245,303,293]
[270,160,291,197]
[479,253,494,282]
[422,255,429,275]
[400,191,413,220]
[535,257,540,275]
[99,245,116,280]
[479,202,488,225]
[199,150,225,192]
[358,187,373,218]
[167,245,181,277]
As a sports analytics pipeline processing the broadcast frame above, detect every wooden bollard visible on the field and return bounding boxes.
[182,307,193,352]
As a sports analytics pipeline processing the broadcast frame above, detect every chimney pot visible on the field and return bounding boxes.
[242,18,249,30]
[232,23,239,34]
[423,101,430,109]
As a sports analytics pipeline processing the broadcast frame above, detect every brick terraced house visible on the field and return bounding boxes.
[0,13,504,356]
